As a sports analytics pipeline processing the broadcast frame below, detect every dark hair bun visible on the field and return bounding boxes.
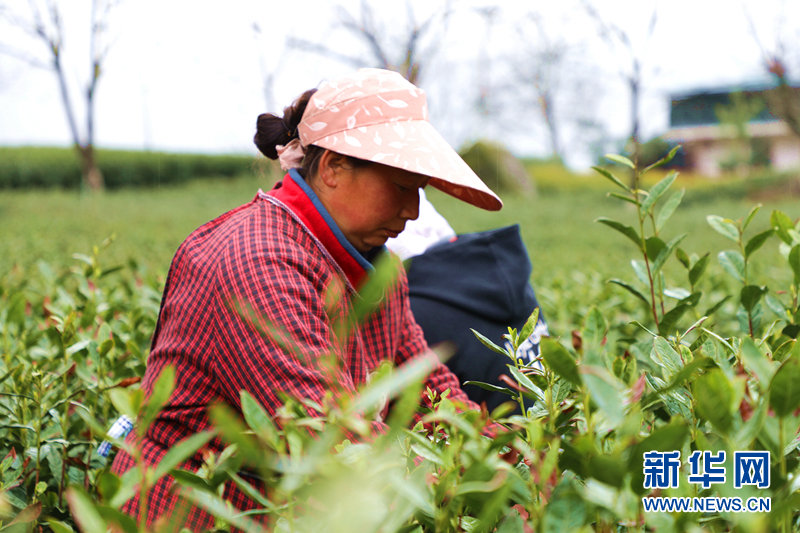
[254,88,317,159]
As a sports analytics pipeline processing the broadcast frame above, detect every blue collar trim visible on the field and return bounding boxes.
[287,169,380,271]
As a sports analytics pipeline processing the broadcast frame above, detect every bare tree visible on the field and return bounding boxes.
[581,0,658,176]
[286,0,452,84]
[0,0,118,191]
[512,13,570,160]
[745,2,800,139]
[764,58,800,138]
[251,21,286,112]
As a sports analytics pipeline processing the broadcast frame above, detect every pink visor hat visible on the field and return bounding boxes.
[296,68,502,211]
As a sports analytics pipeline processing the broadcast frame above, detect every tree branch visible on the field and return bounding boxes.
[0,43,49,69]
[286,36,366,69]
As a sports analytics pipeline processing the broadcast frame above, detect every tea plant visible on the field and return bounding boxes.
[1,153,799,531]
[0,240,157,529]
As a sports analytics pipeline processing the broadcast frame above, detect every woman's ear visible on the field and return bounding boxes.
[317,150,350,187]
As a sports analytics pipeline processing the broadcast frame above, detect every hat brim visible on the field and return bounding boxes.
[310,119,503,211]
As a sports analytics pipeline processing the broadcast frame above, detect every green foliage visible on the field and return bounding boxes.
[459,140,534,194]
[0,146,259,189]
[2,152,800,531]
[0,241,156,528]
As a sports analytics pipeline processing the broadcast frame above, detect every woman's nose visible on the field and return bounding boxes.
[400,189,421,221]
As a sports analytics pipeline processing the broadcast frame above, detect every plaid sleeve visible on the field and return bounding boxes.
[211,241,388,435]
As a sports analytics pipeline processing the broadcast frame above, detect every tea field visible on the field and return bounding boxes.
[1,159,800,531]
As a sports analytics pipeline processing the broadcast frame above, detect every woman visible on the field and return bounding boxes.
[110,68,502,528]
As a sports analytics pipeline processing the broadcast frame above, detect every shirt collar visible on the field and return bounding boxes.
[265,169,386,288]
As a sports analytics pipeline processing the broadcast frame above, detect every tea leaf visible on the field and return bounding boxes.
[542,477,587,533]
[152,430,215,483]
[592,165,629,191]
[540,338,582,386]
[583,307,607,350]
[774,339,795,362]
[107,388,139,421]
[694,368,734,433]
[630,259,650,285]
[631,320,658,337]
[496,510,525,533]
[764,293,788,317]
[768,350,800,417]
[471,328,509,357]
[641,171,677,215]
[454,477,508,496]
[655,188,685,231]
[744,229,773,259]
[140,364,175,431]
[789,245,800,284]
[718,250,745,282]
[95,506,138,533]
[644,144,681,172]
[66,486,107,533]
[652,356,715,399]
[508,366,545,402]
[3,502,42,530]
[644,236,665,264]
[519,308,540,344]
[652,337,683,376]
[706,215,740,242]
[179,486,263,533]
[663,287,691,300]
[595,217,642,251]
[681,316,708,337]
[463,380,515,396]
[608,279,649,305]
[94,471,121,503]
[688,253,710,287]
[385,374,425,432]
[581,365,625,426]
[604,153,635,169]
[657,304,691,338]
[588,453,626,488]
[240,390,281,451]
[209,404,264,468]
[629,421,689,494]
[770,210,795,244]
[742,204,762,231]
[65,339,91,356]
[741,285,767,312]
[410,442,443,466]
[675,247,691,268]
[651,233,687,274]
[607,191,639,205]
[352,252,401,324]
[45,519,75,533]
[71,253,94,267]
[351,352,436,414]
[740,338,776,388]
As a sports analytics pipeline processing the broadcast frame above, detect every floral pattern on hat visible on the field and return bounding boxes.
[297,68,502,211]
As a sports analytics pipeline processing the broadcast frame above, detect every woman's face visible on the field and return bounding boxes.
[320,158,429,252]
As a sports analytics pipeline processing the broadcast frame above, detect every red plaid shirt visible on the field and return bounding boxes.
[110,171,479,529]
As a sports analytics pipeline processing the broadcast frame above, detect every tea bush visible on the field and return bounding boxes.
[459,140,534,194]
[0,147,258,189]
[1,152,799,532]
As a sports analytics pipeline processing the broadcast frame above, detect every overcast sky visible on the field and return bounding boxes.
[0,0,797,166]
